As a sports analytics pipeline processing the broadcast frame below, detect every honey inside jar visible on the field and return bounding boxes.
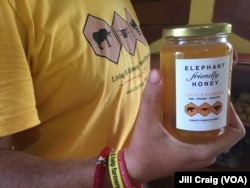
[160,23,233,143]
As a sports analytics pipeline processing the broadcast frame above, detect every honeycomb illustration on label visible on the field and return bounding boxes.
[185,101,223,117]
[212,101,222,115]
[199,102,211,117]
[185,103,198,117]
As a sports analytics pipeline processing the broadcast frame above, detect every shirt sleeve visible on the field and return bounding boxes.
[0,1,40,137]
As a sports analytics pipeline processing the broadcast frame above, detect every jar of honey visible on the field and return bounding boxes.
[160,23,233,143]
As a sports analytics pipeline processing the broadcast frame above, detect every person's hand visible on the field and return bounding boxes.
[125,69,246,185]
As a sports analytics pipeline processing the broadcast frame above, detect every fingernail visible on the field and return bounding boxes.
[149,70,161,83]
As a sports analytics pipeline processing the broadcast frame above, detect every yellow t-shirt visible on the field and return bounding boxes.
[0,0,150,158]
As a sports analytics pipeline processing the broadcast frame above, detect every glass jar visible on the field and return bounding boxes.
[160,23,233,143]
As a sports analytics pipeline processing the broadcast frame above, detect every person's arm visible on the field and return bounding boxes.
[0,135,113,188]
[0,70,245,187]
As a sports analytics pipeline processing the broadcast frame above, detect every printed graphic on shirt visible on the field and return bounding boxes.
[83,9,147,64]
[113,12,137,55]
[83,15,122,63]
[125,9,146,45]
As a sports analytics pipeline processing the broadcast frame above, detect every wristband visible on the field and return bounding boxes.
[108,150,124,188]
[93,147,113,188]
[118,149,134,188]
[118,149,144,188]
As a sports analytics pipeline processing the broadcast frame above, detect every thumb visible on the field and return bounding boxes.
[126,70,165,184]
[139,69,163,120]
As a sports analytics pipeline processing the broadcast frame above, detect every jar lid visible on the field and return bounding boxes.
[162,23,232,38]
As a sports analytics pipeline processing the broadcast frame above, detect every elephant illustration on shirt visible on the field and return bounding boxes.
[93,28,112,50]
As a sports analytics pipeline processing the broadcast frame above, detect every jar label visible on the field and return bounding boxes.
[176,56,230,131]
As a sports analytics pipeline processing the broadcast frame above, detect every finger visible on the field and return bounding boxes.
[233,49,238,65]
[222,103,246,144]
[139,69,163,121]
[208,103,245,154]
[228,102,245,130]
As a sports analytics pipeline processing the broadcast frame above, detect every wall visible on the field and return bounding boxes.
[131,0,191,44]
[190,0,250,54]
[150,0,250,54]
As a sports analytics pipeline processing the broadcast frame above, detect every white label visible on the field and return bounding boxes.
[176,56,230,131]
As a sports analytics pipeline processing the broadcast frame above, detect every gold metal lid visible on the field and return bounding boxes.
[162,23,232,38]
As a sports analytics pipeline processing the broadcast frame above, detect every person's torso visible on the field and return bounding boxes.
[11,0,150,158]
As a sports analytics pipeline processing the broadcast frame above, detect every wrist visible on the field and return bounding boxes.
[103,165,112,188]
[94,147,144,188]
